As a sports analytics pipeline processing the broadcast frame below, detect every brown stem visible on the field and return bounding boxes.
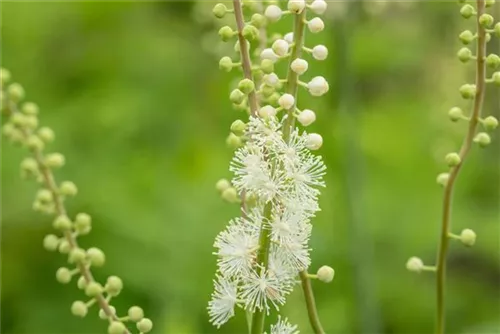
[435,1,486,333]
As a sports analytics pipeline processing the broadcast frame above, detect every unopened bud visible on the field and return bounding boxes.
[473,132,491,147]
[316,265,334,283]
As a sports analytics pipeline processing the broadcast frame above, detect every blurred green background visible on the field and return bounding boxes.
[1,1,499,333]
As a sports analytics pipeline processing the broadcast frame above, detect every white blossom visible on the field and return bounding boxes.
[270,316,299,334]
[208,275,239,328]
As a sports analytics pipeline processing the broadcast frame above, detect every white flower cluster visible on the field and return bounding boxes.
[209,117,326,328]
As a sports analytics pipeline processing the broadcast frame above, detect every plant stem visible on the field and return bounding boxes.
[233,0,259,116]
[435,1,486,333]
[299,271,325,334]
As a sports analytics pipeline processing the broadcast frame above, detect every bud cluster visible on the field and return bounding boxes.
[1,68,152,334]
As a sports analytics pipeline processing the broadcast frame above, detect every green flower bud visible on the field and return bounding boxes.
[448,107,464,121]
[486,0,495,7]
[226,133,242,149]
[75,213,92,234]
[0,68,11,86]
[37,189,53,203]
[486,33,492,42]
[11,113,27,127]
[60,181,78,196]
[22,102,39,115]
[137,318,153,333]
[2,123,14,137]
[219,56,234,72]
[7,83,25,102]
[38,127,55,143]
[24,115,38,130]
[222,187,239,203]
[71,301,88,318]
[212,3,227,18]
[99,306,116,319]
[45,153,65,168]
[232,100,248,112]
[460,228,476,246]
[457,47,472,63]
[436,172,450,187]
[69,247,86,263]
[495,22,500,37]
[459,84,476,99]
[267,92,280,106]
[492,72,500,86]
[406,256,424,273]
[230,119,246,136]
[460,4,475,19]
[219,26,235,42]
[251,13,266,28]
[128,306,144,322]
[445,152,461,167]
[85,281,104,297]
[479,13,494,27]
[216,179,231,192]
[77,276,88,290]
[87,247,106,267]
[106,276,123,296]
[20,157,38,174]
[229,89,245,104]
[238,79,255,94]
[261,84,275,98]
[242,24,259,41]
[53,215,72,230]
[260,59,274,74]
[26,135,44,151]
[56,267,72,284]
[58,240,71,254]
[483,116,498,130]
[459,30,475,45]
[108,321,126,334]
[43,234,59,251]
[473,132,491,147]
[486,54,500,68]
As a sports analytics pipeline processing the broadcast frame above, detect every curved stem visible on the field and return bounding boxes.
[435,1,486,333]
[299,271,325,334]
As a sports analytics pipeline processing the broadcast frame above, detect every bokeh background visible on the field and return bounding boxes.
[1,1,499,333]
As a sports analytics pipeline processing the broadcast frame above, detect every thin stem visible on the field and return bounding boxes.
[233,0,259,116]
[299,271,325,334]
[435,1,487,333]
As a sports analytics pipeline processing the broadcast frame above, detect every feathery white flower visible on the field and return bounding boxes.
[208,275,239,328]
[270,316,299,334]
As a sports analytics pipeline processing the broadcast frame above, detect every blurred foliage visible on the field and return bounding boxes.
[1,1,499,334]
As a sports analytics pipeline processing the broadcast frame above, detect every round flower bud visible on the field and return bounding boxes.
[45,153,65,168]
[483,116,498,131]
[242,24,259,41]
[307,76,329,96]
[288,0,306,13]
[60,181,78,196]
[260,59,275,74]
[219,56,233,72]
[218,26,234,42]
[53,215,72,230]
[445,152,461,167]
[486,54,500,68]
[268,92,280,105]
[75,213,92,233]
[21,157,38,174]
[229,89,245,104]
[7,83,25,102]
[459,84,476,99]
[216,179,231,193]
[37,189,53,203]
[448,107,464,122]
[492,72,500,86]
[238,78,255,94]
[226,133,242,149]
[212,3,227,18]
[0,67,11,86]
[128,306,145,322]
[457,47,472,63]
[251,13,266,28]
[310,0,328,14]
[317,265,334,283]
[436,172,450,187]
[278,93,295,110]
[306,133,323,150]
[263,73,280,88]
[308,17,325,33]
[272,39,289,57]
[265,5,282,22]
[261,48,278,63]
[406,256,424,273]
[486,0,496,7]
[99,306,116,319]
[26,135,44,151]
[312,45,328,60]
[43,234,59,251]
[284,32,294,44]
[297,109,316,126]
[460,4,475,19]
[56,267,72,284]
[222,187,239,203]
[71,301,88,318]
[495,22,500,37]
[473,132,491,147]
[22,102,39,115]
[106,276,123,296]
[108,321,126,334]
[11,113,27,127]
[460,228,476,247]
[291,58,308,75]
[87,247,106,267]
[58,240,71,254]
[77,276,88,290]
[137,318,153,333]
[230,120,246,136]
[24,115,38,130]
[69,247,87,263]
[259,105,277,118]
[459,30,474,45]
[479,13,494,27]
[37,127,55,143]
[85,281,104,297]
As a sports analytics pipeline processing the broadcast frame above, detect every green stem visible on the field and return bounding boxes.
[299,271,325,334]
[435,1,487,333]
